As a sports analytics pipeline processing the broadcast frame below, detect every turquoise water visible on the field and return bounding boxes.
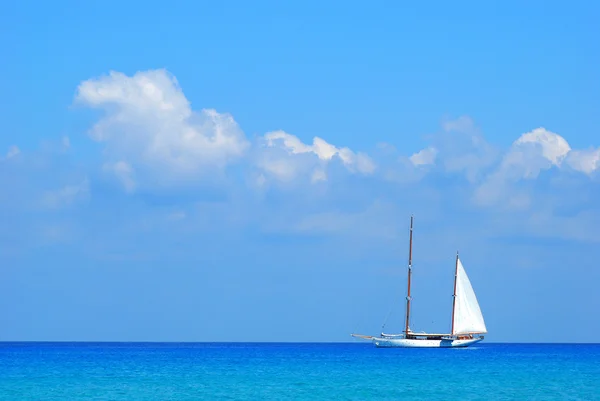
[1,342,598,400]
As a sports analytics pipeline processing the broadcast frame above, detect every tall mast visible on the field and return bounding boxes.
[451,251,459,335]
[404,215,414,334]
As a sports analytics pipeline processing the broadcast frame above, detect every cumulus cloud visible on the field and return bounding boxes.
[497,127,598,179]
[75,69,250,189]
[76,69,375,190]
[256,130,375,183]
[473,127,599,208]
[565,147,600,175]
[409,147,437,166]
[514,128,571,167]
[7,67,600,267]
[72,69,598,224]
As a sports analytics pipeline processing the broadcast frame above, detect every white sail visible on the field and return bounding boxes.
[452,258,487,335]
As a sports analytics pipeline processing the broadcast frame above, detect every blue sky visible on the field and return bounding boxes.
[1,0,599,342]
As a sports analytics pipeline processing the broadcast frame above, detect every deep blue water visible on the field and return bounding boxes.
[0,342,598,400]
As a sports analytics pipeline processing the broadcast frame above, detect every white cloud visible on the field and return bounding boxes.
[3,146,20,160]
[441,115,476,133]
[62,136,71,150]
[526,209,600,243]
[41,178,90,209]
[259,130,375,183]
[76,69,379,190]
[255,173,267,188]
[409,146,438,166]
[263,131,375,173]
[492,127,598,180]
[76,69,249,187]
[341,149,377,175]
[311,168,327,183]
[166,211,186,221]
[73,70,597,222]
[473,127,599,208]
[499,128,566,180]
[265,199,400,239]
[513,127,571,169]
[103,161,136,193]
[263,131,314,156]
[434,116,499,182]
[565,147,600,175]
[256,150,312,182]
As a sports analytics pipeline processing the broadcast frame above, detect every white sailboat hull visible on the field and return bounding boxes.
[372,337,483,348]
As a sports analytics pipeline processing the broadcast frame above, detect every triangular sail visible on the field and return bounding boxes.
[452,258,487,335]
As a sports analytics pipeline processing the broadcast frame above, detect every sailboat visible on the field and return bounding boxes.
[351,216,487,348]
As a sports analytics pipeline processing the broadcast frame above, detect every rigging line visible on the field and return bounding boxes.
[381,292,404,330]
[351,285,376,336]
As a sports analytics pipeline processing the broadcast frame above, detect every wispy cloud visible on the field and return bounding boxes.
[2,145,20,160]
[103,161,136,193]
[41,178,90,209]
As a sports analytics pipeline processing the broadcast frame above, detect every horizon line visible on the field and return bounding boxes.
[1,341,599,345]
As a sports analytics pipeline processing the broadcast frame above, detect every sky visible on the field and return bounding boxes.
[1,0,599,343]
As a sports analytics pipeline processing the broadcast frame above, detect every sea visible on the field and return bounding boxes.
[0,342,598,400]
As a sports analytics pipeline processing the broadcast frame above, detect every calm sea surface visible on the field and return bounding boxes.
[0,342,598,400]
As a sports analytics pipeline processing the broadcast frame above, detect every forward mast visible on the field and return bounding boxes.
[404,215,413,334]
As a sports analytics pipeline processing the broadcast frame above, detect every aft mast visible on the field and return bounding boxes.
[404,215,414,335]
[451,255,488,337]
[451,251,459,336]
